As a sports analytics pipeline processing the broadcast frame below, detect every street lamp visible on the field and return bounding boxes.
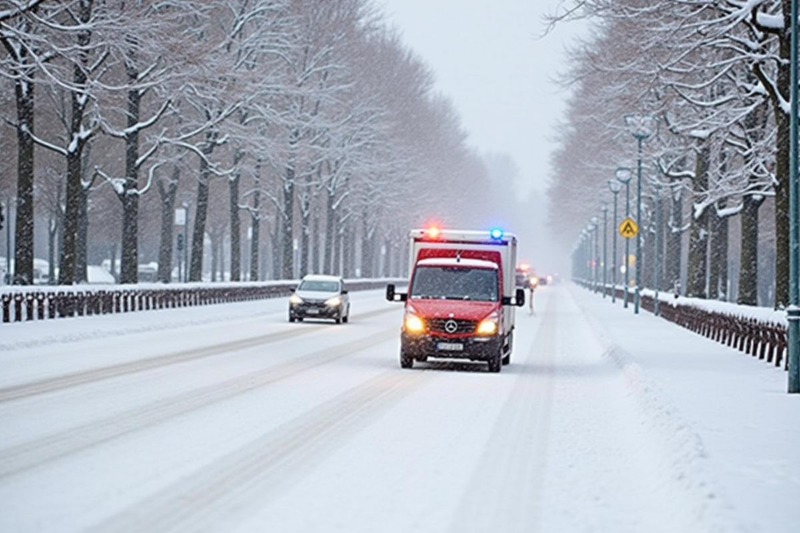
[625,113,657,314]
[616,167,633,307]
[787,0,799,393]
[608,180,622,303]
[600,205,608,298]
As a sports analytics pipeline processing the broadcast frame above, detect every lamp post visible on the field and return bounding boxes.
[616,167,633,307]
[601,205,608,297]
[581,228,592,283]
[586,217,598,292]
[625,113,656,315]
[608,180,622,303]
[788,0,799,393]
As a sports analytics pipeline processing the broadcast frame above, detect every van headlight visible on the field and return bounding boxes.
[404,313,425,334]
[476,315,499,336]
[289,294,303,305]
[325,296,342,307]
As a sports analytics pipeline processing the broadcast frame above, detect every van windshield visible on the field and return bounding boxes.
[410,266,499,302]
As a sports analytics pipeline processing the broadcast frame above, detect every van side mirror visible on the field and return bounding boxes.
[386,284,407,302]
[502,288,526,307]
[341,289,349,295]
[515,288,525,307]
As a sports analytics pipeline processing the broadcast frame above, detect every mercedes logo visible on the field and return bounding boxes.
[444,320,458,334]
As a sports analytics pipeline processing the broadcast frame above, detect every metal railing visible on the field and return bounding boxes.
[575,280,789,370]
[0,279,404,325]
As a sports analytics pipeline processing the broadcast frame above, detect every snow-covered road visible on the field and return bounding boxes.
[0,286,793,532]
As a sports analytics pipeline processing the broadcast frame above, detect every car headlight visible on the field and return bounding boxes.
[404,313,425,334]
[325,296,342,307]
[476,315,499,336]
[289,294,303,305]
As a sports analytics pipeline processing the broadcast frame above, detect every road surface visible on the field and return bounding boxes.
[0,287,728,532]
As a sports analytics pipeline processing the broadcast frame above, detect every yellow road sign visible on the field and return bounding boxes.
[618,217,638,239]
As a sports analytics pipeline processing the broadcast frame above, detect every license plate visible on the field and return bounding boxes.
[437,342,463,352]
[306,308,320,315]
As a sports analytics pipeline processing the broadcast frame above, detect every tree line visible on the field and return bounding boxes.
[0,0,492,285]
[546,0,796,309]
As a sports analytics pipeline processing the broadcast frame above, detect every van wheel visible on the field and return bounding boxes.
[487,351,502,373]
[400,350,414,369]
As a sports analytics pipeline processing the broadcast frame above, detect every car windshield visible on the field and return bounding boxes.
[410,266,498,302]
[299,280,339,292]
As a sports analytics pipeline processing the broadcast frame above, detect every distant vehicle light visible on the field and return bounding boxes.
[530,276,539,287]
[490,228,504,240]
[519,263,530,271]
[547,275,553,283]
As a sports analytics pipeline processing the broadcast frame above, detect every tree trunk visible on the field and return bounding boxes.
[229,173,241,282]
[686,147,710,298]
[210,235,218,282]
[270,221,281,280]
[738,194,763,305]
[58,0,93,286]
[708,206,722,300]
[249,191,260,282]
[189,148,213,282]
[157,172,179,283]
[324,191,335,274]
[334,225,343,276]
[12,73,34,285]
[299,210,310,277]
[666,185,683,292]
[74,186,89,283]
[60,149,84,285]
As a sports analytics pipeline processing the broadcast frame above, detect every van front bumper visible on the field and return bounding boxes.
[401,333,502,361]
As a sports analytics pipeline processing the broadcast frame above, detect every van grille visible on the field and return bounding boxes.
[427,318,477,334]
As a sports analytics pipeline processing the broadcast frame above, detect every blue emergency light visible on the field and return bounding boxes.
[490,228,504,240]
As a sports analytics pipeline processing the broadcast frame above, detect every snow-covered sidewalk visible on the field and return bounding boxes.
[570,284,799,533]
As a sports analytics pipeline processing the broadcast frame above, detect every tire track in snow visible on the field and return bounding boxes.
[448,294,559,533]
[85,369,436,533]
[0,327,399,479]
[0,306,398,404]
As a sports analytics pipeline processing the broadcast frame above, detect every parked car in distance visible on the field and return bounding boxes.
[289,274,350,324]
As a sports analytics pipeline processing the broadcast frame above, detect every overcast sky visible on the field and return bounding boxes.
[380,0,586,200]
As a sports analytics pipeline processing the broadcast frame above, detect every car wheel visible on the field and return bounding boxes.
[289,316,295,323]
[400,350,414,369]
[502,353,511,366]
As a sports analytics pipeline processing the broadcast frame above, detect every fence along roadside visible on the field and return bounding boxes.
[0,279,405,325]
